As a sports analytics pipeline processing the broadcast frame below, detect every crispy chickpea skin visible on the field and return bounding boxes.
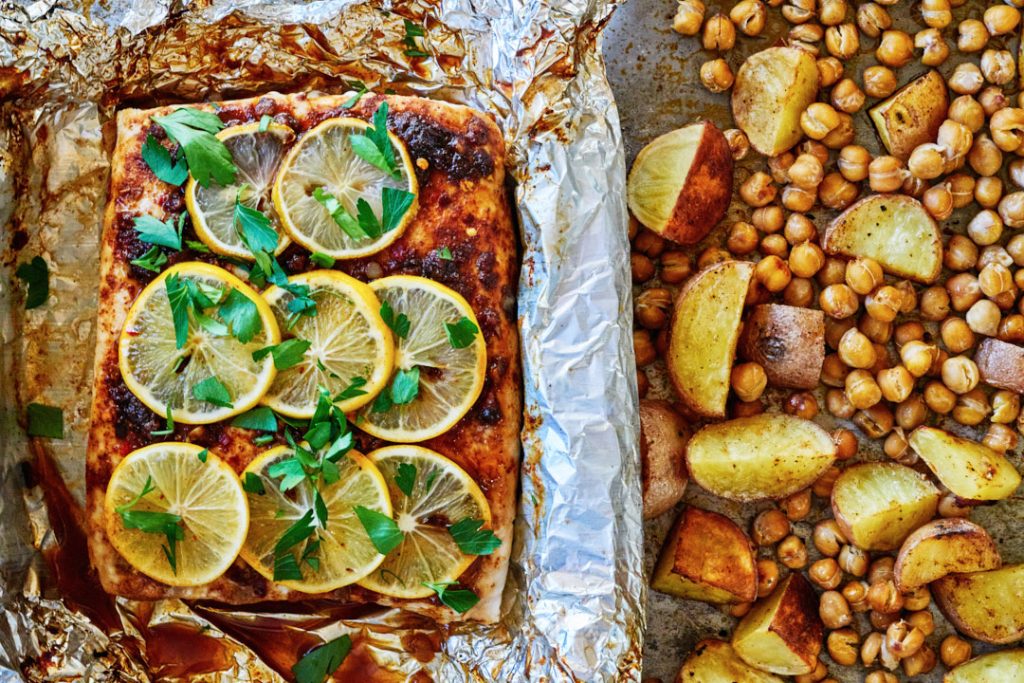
[825,23,859,59]
[915,28,949,66]
[991,108,1024,152]
[730,0,767,36]
[673,0,705,35]
[700,59,735,92]
[981,49,1016,86]
[702,14,736,51]
[920,0,951,28]
[857,2,890,37]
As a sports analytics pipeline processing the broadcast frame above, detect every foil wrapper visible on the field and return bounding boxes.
[0,1,642,681]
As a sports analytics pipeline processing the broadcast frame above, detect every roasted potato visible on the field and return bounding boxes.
[909,426,1021,502]
[732,47,819,156]
[894,518,1002,591]
[627,121,733,245]
[676,639,785,683]
[869,70,949,160]
[732,573,824,676]
[934,564,1024,644]
[823,194,942,284]
[831,462,939,551]
[975,338,1024,394]
[640,400,689,519]
[945,650,1024,682]
[652,506,758,604]
[686,413,836,501]
[739,304,825,390]
[667,259,754,418]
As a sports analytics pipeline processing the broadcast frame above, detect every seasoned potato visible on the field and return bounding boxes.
[823,194,942,284]
[934,564,1024,644]
[676,639,785,683]
[909,426,1021,502]
[831,462,939,551]
[732,573,823,676]
[686,413,836,501]
[975,338,1024,394]
[945,650,1024,682]
[869,70,949,160]
[640,400,689,519]
[652,506,758,604]
[732,47,819,156]
[667,260,754,418]
[894,518,1002,591]
[627,121,733,245]
[739,304,825,390]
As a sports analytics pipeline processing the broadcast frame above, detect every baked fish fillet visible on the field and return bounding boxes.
[85,92,520,624]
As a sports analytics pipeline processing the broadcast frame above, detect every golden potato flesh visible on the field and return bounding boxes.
[823,194,942,284]
[627,121,733,245]
[945,650,1024,682]
[732,574,823,676]
[894,518,1002,591]
[732,47,819,156]
[676,639,785,683]
[686,413,836,501]
[667,260,754,418]
[652,507,758,604]
[831,462,939,551]
[934,564,1024,644]
[640,400,689,520]
[909,426,1022,502]
[870,70,949,160]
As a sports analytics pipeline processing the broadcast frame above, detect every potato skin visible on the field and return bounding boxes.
[676,639,785,683]
[739,304,825,389]
[945,650,1024,682]
[934,564,1024,644]
[869,70,949,160]
[732,47,819,156]
[732,573,824,675]
[640,400,689,519]
[975,338,1024,394]
[663,122,733,245]
[894,518,1002,591]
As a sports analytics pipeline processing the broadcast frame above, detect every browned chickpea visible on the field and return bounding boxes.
[857,2,890,36]
[819,590,853,629]
[915,27,949,66]
[954,388,990,426]
[754,255,791,293]
[868,579,904,614]
[967,212,1003,250]
[886,620,926,661]
[894,321,925,346]
[868,155,905,193]
[877,365,913,403]
[825,391,855,422]
[827,318,856,349]
[817,57,844,88]
[884,429,912,463]
[822,354,850,387]
[859,314,892,345]
[778,534,808,569]
[980,262,1014,298]
[784,277,816,307]
[740,171,776,207]
[825,23,859,59]
[979,86,1010,116]
[633,329,657,367]
[725,221,758,256]
[801,102,841,140]
[700,58,735,93]
[958,19,990,53]
[900,340,938,377]
[812,465,841,498]
[923,380,956,413]
[632,253,655,283]
[781,184,816,212]
[981,49,1016,86]
[984,422,1018,452]
[1001,312,1024,341]
[782,0,815,24]
[838,543,869,576]
[757,558,780,597]
[831,78,865,114]
[908,143,945,180]
[800,139,830,165]
[846,368,882,409]
[808,557,842,590]
[724,128,750,160]
[999,191,1024,228]
[863,65,898,98]
[967,299,1001,336]
[672,0,705,35]
[702,13,736,51]
[636,369,650,399]
[940,635,972,668]
[950,62,985,95]
[945,234,979,271]
[854,403,895,438]
[844,580,869,612]
[992,389,1021,423]
[832,146,867,184]
[865,672,897,683]
[845,257,883,295]
[862,632,884,667]
[731,362,767,402]
[838,327,876,368]
[818,0,846,25]
[826,629,859,667]
[947,272,982,311]
[920,0,951,28]
[938,491,972,518]
[787,153,824,190]
[752,508,790,546]
[784,213,817,244]
[751,206,784,235]
[970,134,1003,176]
[947,173,977,207]
[923,184,954,220]
[940,317,975,354]
[697,246,731,270]
[917,286,949,322]
[896,394,929,429]
[777,490,810,523]
[635,288,672,330]
[867,556,895,585]
[817,172,858,210]
[761,233,789,259]
[902,174,928,198]
[729,0,767,36]
[785,391,819,420]
[942,355,980,394]
[787,243,823,280]
[813,519,847,557]
[864,286,901,323]
[660,251,692,284]
[976,176,1005,209]
[985,5,1021,36]
[728,602,753,618]
[949,96,985,133]
[821,283,859,319]
[875,30,913,67]
[733,399,765,418]
[817,257,848,287]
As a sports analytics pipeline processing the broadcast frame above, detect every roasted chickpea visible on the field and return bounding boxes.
[845,368,882,409]
[900,340,938,377]
[896,394,929,429]
[831,78,865,114]
[915,27,949,66]
[787,153,824,190]
[908,143,945,180]
[954,388,990,425]
[828,429,856,461]
[733,399,765,418]
[865,672,897,683]
[801,102,841,140]
[942,355,980,393]
[827,629,859,666]
[980,262,1014,298]
[784,277,816,307]
[825,23,859,59]
[886,620,926,661]
[940,635,972,669]
[950,62,985,95]
[672,0,705,35]
[855,403,894,438]
[967,299,1001,336]
[957,18,990,53]
[781,184,816,212]
[863,65,898,98]
[822,353,850,387]
[967,210,1003,247]
[1000,191,1024,228]
[634,288,672,330]
[818,0,846,25]
[923,380,956,413]
[782,0,815,24]
[729,0,767,36]
[922,184,953,221]
[726,221,759,256]
[868,579,903,614]
[633,229,665,257]
[740,171,777,207]
[940,317,974,353]
[843,580,870,612]
[819,590,853,629]
[817,257,847,287]
[813,519,847,556]
[877,365,913,403]
[826,317,856,349]
[868,155,905,193]
[868,556,895,585]
[784,214,816,245]
[757,558,780,597]
[895,320,925,346]
[979,86,1009,116]
[768,152,796,184]
[809,557,843,590]
[862,287,899,324]
[752,205,784,233]
[818,172,858,210]
[631,253,655,283]
[860,314,892,344]
[902,174,927,198]
[702,13,736,51]
[752,508,790,546]
[948,96,985,133]
[981,49,1016,86]
[919,0,951,28]
[755,255,792,292]
[788,241,824,278]
[845,257,883,295]
[984,422,1018,452]
[969,134,1003,176]
[761,233,790,259]
[883,429,912,462]
[817,57,844,88]
[984,5,1021,35]
[875,30,913,67]
[800,139,830,165]
[660,251,692,284]
[697,246,731,270]
[634,329,656,366]
[857,2,890,37]
[731,362,767,402]
[778,534,808,569]
[946,176,976,213]
[832,146,867,184]
[975,176,1004,208]
[838,543,869,576]
[821,283,859,319]
[700,58,735,92]
[837,327,875,369]
[916,286,947,322]
[992,389,1021,423]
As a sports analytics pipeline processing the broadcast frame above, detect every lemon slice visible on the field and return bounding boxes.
[356,276,486,443]
[357,445,492,599]
[104,442,249,587]
[118,262,280,424]
[185,121,294,260]
[239,445,392,593]
[261,270,393,417]
[272,116,418,259]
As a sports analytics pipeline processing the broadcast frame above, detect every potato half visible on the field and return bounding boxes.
[975,338,1024,394]
[934,564,1024,644]
[894,518,1002,591]
[823,194,942,284]
[945,650,1024,682]
[676,639,785,683]
[831,462,939,551]
[652,507,758,604]
[627,121,733,245]
[667,259,754,418]
[732,47,819,156]
[869,70,949,160]
[732,573,823,676]
[739,304,825,390]
[640,400,689,520]
[686,413,836,501]
[909,426,1021,502]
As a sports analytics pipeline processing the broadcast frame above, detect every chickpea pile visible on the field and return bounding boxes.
[638,0,1024,680]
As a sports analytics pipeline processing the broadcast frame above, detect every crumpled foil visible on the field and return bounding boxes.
[0,1,643,681]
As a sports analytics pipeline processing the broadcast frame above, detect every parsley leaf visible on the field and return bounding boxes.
[192,376,233,408]
[274,551,304,581]
[134,215,183,250]
[268,456,308,492]
[445,317,479,349]
[448,518,501,555]
[164,274,192,349]
[310,251,336,268]
[380,301,410,338]
[115,476,184,573]
[252,338,311,370]
[334,377,368,403]
[219,288,261,343]
[141,134,188,186]
[381,187,414,232]
[258,115,272,133]
[131,245,168,272]
[355,506,404,554]
[349,135,393,177]
[292,634,352,683]
[424,469,439,493]
[312,187,369,241]
[231,406,277,432]
[395,463,416,497]
[349,102,398,178]
[185,239,211,253]
[437,246,453,260]
[242,472,266,495]
[390,367,420,405]
[274,508,317,565]
[403,20,430,58]
[341,80,369,109]
[234,197,279,255]
[15,256,49,309]
[152,108,236,188]
[27,403,63,438]
[151,406,175,437]
[197,449,208,463]
[423,581,479,614]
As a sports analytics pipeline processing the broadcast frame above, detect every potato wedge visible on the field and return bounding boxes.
[627,121,733,245]
[667,260,754,418]
[975,338,1024,394]
[831,462,939,551]
[945,650,1024,682]
[870,70,949,160]
[652,507,758,604]
[909,426,1021,502]
[732,47,819,156]
[934,564,1024,644]
[823,194,942,284]
[686,413,836,501]
[732,573,823,676]
[640,400,689,519]
[739,304,825,390]
[894,518,1002,591]
[676,639,785,683]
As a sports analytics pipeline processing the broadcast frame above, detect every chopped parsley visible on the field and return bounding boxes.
[354,506,404,554]
[130,245,168,272]
[395,463,416,497]
[423,581,479,614]
[252,338,312,370]
[152,108,236,188]
[15,256,49,309]
[445,316,479,349]
[402,19,430,58]
[140,134,188,186]
[379,300,410,338]
[292,634,352,683]
[191,376,233,408]
[448,518,501,555]
[115,476,184,573]
[26,403,63,438]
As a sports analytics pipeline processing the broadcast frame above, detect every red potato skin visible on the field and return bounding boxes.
[663,122,734,245]
[739,304,825,389]
[640,400,690,519]
[975,338,1024,393]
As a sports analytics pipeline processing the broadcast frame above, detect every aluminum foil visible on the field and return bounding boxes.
[0,1,643,681]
